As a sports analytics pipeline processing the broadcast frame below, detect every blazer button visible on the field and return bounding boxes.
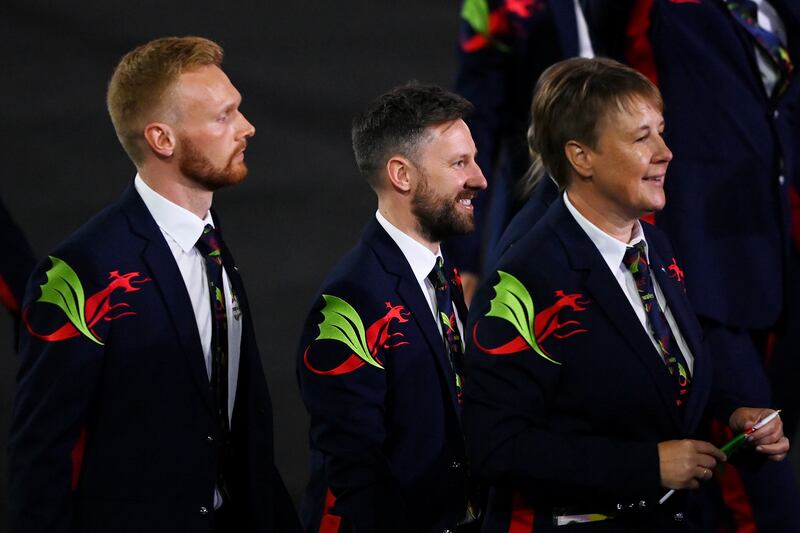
[450,461,462,470]
[442,530,453,533]
[638,500,647,510]
[206,435,214,443]
[673,512,684,522]
[199,506,209,516]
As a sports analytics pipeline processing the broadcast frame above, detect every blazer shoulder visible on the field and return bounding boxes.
[495,216,565,277]
[24,195,147,304]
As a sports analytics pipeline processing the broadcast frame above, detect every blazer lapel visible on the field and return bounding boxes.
[551,0,580,58]
[648,243,710,434]
[547,200,683,431]
[363,220,461,414]
[119,185,213,411]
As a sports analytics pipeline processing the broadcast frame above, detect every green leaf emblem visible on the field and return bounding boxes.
[440,311,453,331]
[316,294,384,370]
[461,0,490,35]
[37,256,103,345]
[486,270,560,365]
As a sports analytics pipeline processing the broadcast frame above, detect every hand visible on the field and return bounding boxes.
[658,439,726,490]
[729,407,789,461]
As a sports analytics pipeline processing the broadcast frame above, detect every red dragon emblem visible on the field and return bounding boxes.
[473,272,590,364]
[304,298,411,375]
[24,258,151,345]
[474,290,590,356]
[667,258,685,284]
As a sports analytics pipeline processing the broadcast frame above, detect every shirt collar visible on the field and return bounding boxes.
[375,210,441,285]
[563,192,648,272]
[134,174,214,253]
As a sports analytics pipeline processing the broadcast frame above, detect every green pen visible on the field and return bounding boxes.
[660,409,781,505]
[722,409,782,456]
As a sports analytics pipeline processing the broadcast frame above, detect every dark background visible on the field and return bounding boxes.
[0,0,462,522]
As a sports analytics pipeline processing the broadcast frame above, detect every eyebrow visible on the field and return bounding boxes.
[634,121,665,134]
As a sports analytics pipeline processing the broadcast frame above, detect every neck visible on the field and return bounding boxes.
[139,163,213,219]
[377,196,440,254]
[565,189,636,243]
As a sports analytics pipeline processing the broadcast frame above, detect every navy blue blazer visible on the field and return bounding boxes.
[449,0,582,273]
[616,0,800,330]
[297,218,468,533]
[8,184,299,533]
[486,177,558,271]
[464,198,737,532]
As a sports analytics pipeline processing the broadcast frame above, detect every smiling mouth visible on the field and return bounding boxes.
[643,175,664,183]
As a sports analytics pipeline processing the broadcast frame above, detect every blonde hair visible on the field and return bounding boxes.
[106,36,223,164]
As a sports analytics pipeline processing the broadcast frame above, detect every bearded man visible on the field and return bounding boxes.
[8,36,300,533]
[296,83,487,533]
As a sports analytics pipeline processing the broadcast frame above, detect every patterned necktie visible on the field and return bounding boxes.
[623,242,691,408]
[727,0,794,97]
[195,224,231,499]
[428,257,466,405]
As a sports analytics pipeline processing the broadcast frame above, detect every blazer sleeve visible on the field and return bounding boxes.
[8,253,107,533]
[463,268,662,506]
[296,284,408,531]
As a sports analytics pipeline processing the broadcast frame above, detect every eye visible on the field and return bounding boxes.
[217,113,229,123]
[453,159,466,168]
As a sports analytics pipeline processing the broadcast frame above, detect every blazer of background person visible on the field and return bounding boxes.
[297,218,468,533]
[611,0,800,332]
[464,197,740,532]
[8,184,299,533]
[448,0,585,273]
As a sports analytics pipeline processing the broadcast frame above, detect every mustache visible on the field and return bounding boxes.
[456,189,480,200]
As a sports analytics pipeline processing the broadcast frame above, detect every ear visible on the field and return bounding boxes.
[564,140,594,179]
[386,155,414,193]
[143,122,176,158]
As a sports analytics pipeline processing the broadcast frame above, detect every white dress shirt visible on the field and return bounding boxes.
[750,0,788,96]
[375,211,464,342]
[135,175,242,508]
[574,0,596,58]
[563,193,694,374]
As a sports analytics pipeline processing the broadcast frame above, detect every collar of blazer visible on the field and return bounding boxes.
[361,219,462,415]
[543,198,708,433]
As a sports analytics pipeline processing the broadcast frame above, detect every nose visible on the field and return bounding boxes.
[469,160,488,190]
[239,112,256,139]
[654,134,672,164]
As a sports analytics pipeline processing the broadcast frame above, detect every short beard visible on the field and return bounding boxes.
[178,135,248,191]
[411,172,475,244]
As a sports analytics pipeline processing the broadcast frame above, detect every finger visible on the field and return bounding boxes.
[749,420,784,445]
[755,437,790,456]
[694,441,727,462]
[767,452,788,462]
[693,466,712,482]
[750,428,784,447]
[696,455,718,470]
